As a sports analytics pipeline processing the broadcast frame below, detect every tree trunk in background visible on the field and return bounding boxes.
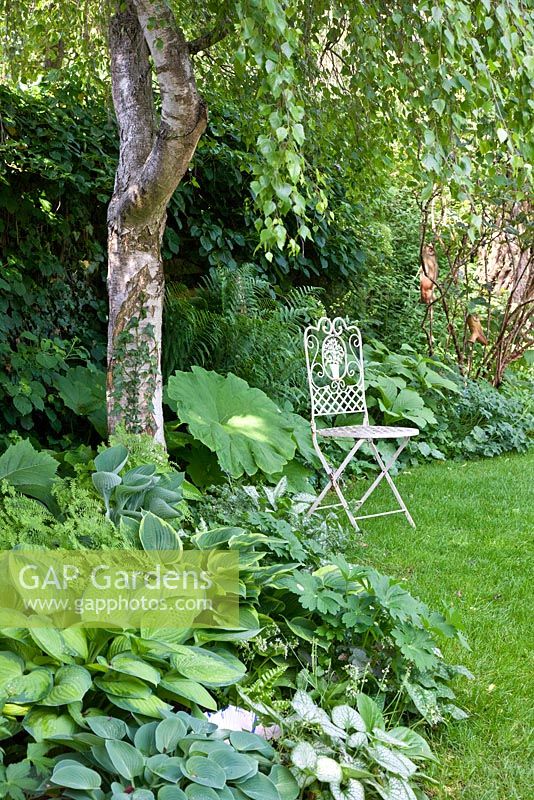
[107,0,207,443]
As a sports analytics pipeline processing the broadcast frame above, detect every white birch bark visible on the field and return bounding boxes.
[107,0,207,443]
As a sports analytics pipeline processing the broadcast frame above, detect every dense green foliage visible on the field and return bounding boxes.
[0,440,473,799]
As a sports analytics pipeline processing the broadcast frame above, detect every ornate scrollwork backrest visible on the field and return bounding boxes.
[304,317,367,421]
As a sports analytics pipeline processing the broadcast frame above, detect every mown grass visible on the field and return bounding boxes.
[345,451,534,800]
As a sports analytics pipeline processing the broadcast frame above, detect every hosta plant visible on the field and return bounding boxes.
[287,690,435,800]
[39,710,298,800]
[0,624,248,749]
[91,445,186,526]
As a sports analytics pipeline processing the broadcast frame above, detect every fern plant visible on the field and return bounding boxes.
[162,265,324,411]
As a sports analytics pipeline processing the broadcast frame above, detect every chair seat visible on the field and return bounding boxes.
[318,424,419,439]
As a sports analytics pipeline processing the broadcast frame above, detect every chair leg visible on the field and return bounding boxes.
[367,439,416,527]
[307,437,364,531]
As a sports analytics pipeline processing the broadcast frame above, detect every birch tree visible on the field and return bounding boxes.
[2,0,532,443]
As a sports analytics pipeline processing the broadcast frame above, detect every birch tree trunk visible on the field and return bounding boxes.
[107,0,207,443]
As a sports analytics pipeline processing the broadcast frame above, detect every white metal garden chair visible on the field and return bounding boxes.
[304,317,418,531]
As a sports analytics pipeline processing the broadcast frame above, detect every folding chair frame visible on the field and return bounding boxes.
[304,317,417,531]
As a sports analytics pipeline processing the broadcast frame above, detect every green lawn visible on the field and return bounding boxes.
[345,451,534,800]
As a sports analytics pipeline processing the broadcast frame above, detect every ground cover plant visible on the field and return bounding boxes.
[0,439,477,799]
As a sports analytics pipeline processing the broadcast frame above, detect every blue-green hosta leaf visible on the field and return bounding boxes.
[134,721,159,756]
[268,765,299,800]
[86,716,129,740]
[105,739,145,780]
[158,786,187,800]
[139,512,183,553]
[51,760,102,790]
[183,756,226,788]
[229,731,275,757]
[94,445,129,474]
[184,786,219,800]
[238,772,281,800]
[42,665,92,705]
[145,754,184,781]
[167,367,296,477]
[0,439,58,505]
[155,716,187,753]
[211,748,257,780]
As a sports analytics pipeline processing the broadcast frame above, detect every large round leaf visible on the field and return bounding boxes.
[42,665,92,706]
[7,667,53,703]
[166,368,296,477]
[22,708,78,741]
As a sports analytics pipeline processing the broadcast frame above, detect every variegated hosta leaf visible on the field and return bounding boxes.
[315,756,342,783]
[332,705,366,733]
[291,742,317,771]
[368,745,417,779]
[383,776,418,800]
[347,732,367,749]
[331,778,366,800]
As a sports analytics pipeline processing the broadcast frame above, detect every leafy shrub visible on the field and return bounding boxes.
[191,484,471,726]
[446,377,533,458]
[0,84,112,446]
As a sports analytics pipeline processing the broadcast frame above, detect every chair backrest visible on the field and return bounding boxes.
[304,317,368,423]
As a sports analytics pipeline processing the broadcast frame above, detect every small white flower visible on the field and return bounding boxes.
[315,756,343,783]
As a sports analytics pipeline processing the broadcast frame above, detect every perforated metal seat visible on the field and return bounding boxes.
[319,424,419,439]
[303,317,418,530]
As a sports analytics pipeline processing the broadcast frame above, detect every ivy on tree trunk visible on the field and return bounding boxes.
[107,0,207,443]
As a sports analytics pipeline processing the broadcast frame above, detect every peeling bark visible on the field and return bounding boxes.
[107,0,208,443]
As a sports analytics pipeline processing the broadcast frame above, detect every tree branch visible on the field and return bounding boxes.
[116,0,207,221]
[187,17,232,54]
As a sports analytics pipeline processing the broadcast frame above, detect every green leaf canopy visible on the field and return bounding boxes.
[166,367,296,478]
